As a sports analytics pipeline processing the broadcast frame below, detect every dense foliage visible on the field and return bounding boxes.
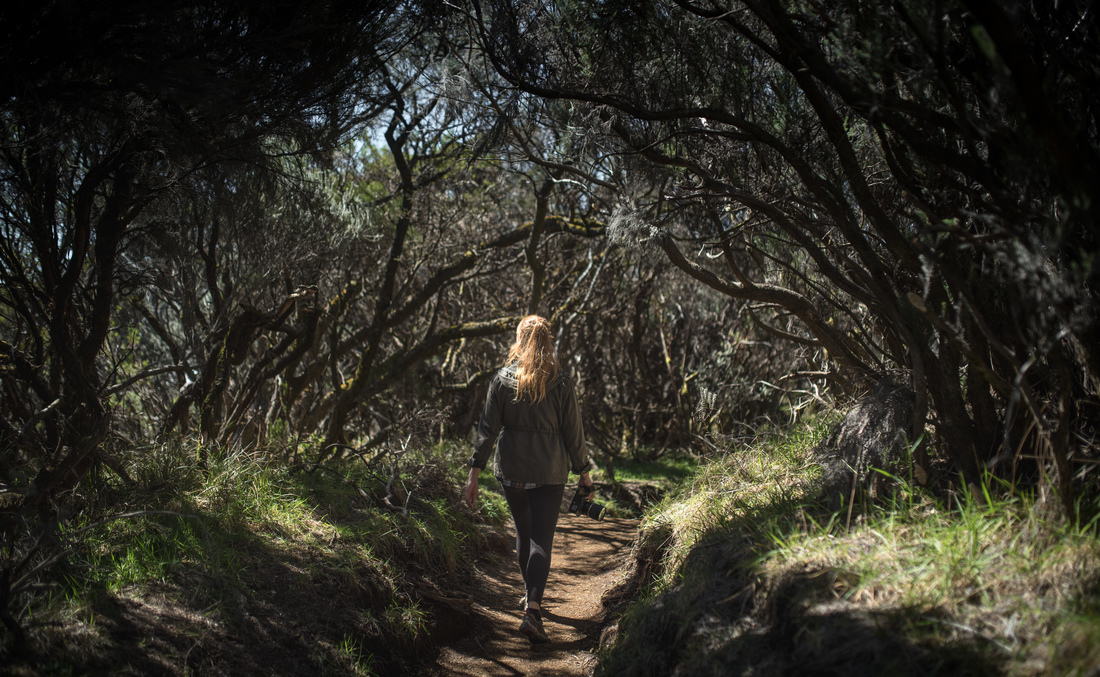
[466,0,1099,499]
[2,0,1099,668]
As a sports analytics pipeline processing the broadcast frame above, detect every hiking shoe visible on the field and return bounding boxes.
[519,611,548,643]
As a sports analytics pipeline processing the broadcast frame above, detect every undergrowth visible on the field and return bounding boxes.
[598,415,1100,676]
[590,453,700,518]
[5,435,498,676]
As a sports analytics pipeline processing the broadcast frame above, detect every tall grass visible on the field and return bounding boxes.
[12,434,493,674]
[598,415,1100,676]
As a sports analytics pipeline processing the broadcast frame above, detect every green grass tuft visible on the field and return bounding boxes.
[598,415,1100,676]
[11,433,500,674]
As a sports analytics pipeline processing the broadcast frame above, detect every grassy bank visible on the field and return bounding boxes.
[598,416,1100,676]
[8,420,1097,675]
[5,438,505,676]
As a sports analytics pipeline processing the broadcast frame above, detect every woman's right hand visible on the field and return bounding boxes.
[465,467,480,509]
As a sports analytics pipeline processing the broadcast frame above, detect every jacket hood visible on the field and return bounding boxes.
[499,365,570,393]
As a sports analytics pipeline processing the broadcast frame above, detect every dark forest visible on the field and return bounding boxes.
[2,1,1098,674]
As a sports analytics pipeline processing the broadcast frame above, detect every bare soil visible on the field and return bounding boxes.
[422,515,639,676]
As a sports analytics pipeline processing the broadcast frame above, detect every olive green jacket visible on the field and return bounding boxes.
[470,368,589,484]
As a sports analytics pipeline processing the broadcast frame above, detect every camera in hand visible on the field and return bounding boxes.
[568,485,606,521]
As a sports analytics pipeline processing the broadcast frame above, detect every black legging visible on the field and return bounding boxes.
[502,483,565,606]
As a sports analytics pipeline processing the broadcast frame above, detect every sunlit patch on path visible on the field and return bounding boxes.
[425,516,638,676]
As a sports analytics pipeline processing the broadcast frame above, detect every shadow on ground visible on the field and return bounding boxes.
[597,493,1003,677]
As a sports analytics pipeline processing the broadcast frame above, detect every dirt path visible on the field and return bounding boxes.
[424,516,639,676]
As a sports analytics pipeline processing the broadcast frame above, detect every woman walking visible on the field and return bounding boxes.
[465,315,593,643]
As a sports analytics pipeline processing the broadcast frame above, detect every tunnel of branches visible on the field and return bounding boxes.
[2,0,1098,611]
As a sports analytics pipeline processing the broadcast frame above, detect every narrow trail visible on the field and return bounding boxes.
[425,516,639,676]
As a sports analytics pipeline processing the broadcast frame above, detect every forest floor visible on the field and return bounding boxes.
[422,515,639,676]
[5,469,645,676]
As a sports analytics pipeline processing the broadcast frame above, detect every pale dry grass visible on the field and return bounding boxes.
[601,417,1100,676]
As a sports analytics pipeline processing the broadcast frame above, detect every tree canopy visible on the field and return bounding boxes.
[463,0,1100,507]
[2,0,1099,648]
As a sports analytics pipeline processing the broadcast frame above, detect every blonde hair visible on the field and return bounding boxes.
[506,315,559,403]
